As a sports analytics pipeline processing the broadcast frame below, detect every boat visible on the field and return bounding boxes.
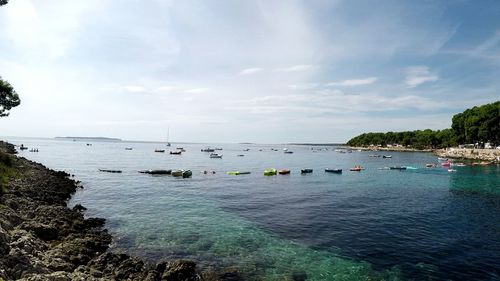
[243,148,250,151]
[171,170,183,177]
[382,155,392,158]
[182,170,192,178]
[29,148,39,152]
[201,148,215,152]
[441,161,451,167]
[438,157,448,161]
[237,154,244,157]
[301,169,313,174]
[264,168,277,176]
[405,166,418,170]
[226,171,251,175]
[448,169,457,173]
[176,147,184,150]
[99,169,122,173]
[210,153,222,158]
[350,166,364,171]
[166,128,171,147]
[155,149,165,153]
[278,169,290,175]
[125,147,133,150]
[389,166,406,170]
[214,148,223,150]
[325,169,342,174]
[369,155,381,158]
[170,150,182,155]
[139,169,171,175]
[284,151,294,154]
[426,163,436,168]
[452,163,466,167]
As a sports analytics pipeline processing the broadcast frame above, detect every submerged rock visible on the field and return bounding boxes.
[0,143,206,281]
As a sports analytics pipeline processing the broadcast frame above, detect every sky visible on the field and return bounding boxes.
[0,0,499,143]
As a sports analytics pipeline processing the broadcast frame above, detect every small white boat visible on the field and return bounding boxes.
[210,153,222,158]
[448,169,457,173]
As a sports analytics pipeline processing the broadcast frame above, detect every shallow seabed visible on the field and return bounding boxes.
[10,138,500,280]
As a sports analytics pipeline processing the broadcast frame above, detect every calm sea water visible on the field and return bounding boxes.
[6,137,500,281]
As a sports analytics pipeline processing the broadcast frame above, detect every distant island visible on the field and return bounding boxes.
[347,101,499,150]
[55,137,122,142]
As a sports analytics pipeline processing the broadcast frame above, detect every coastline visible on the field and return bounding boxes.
[0,142,220,280]
[347,146,433,153]
[349,146,499,163]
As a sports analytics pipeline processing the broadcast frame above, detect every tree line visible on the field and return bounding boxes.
[347,101,500,149]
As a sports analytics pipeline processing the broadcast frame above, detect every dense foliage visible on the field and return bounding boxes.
[0,1,8,6]
[0,77,21,117]
[451,101,499,146]
[347,101,499,149]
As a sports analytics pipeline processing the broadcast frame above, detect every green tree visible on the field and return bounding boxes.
[0,1,8,6]
[0,77,21,117]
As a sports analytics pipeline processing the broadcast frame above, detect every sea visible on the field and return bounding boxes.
[5,137,500,281]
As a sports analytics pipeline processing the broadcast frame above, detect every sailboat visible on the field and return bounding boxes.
[166,128,171,147]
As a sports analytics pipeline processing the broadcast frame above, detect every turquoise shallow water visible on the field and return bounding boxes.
[7,137,500,280]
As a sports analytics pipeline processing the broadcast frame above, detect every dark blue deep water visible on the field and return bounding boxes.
[8,137,500,280]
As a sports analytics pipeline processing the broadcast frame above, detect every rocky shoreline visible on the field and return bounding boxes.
[435,148,499,163]
[349,146,499,163]
[0,142,229,281]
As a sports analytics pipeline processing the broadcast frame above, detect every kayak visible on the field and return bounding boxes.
[264,168,277,176]
[278,169,290,175]
[226,171,251,175]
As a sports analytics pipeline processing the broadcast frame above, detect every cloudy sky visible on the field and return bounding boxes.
[0,0,499,143]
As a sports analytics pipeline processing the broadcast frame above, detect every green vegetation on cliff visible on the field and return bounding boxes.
[347,101,499,149]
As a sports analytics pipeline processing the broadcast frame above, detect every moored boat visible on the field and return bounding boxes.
[284,151,294,154]
[125,147,133,150]
[171,170,183,177]
[155,149,165,153]
[139,169,171,175]
[226,171,251,175]
[210,153,222,158]
[383,155,392,158]
[182,170,192,178]
[278,169,290,175]
[325,168,342,173]
[301,169,313,174]
[389,166,406,170]
[350,166,364,171]
[264,168,277,176]
[170,150,182,155]
[99,169,122,173]
[201,148,215,152]
[426,163,436,168]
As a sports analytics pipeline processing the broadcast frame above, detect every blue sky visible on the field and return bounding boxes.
[0,0,499,143]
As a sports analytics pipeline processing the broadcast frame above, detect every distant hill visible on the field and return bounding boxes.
[55,137,122,142]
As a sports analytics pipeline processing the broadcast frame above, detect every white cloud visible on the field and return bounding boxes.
[326,77,377,87]
[405,66,438,88]
[239,67,263,75]
[123,85,147,93]
[154,86,178,93]
[185,88,209,94]
[276,64,314,72]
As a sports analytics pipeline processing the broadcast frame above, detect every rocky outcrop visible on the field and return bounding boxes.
[435,148,500,163]
[0,142,212,281]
